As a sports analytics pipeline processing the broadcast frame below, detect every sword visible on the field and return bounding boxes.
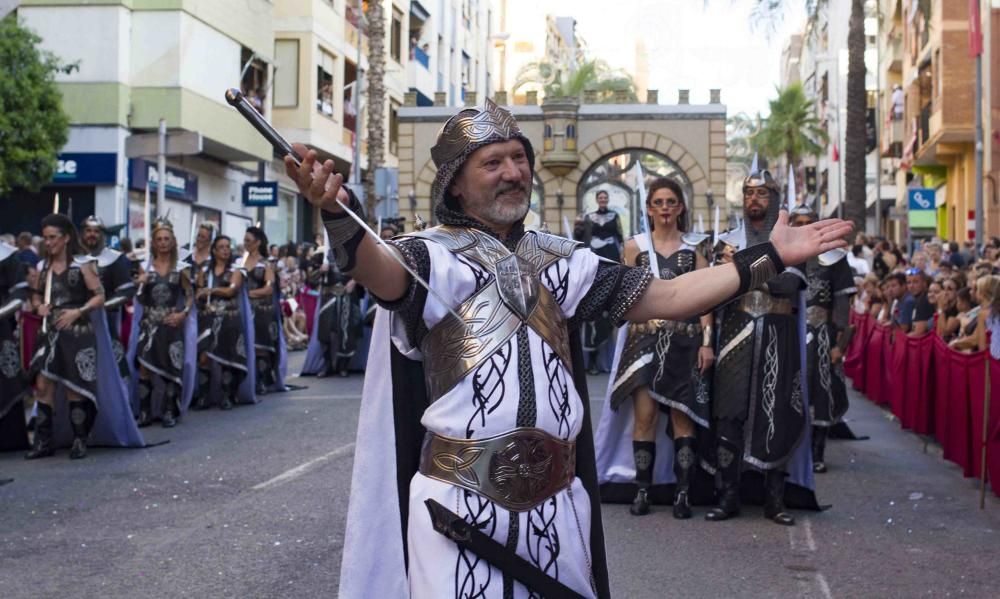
[41,193,61,334]
[225,88,462,322]
[631,162,660,279]
[424,499,588,599]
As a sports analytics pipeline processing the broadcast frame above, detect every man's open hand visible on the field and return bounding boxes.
[284,143,349,213]
[770,209,854,265]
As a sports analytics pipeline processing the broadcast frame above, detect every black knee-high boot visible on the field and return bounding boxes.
[136,378,153,427]
[764,470,795,526]
[220,369,235,410]
[705,436,741,521]
[25,403,54,460]
[161,381,178,428]
[192,367,211,410]
[672,437,696,519]
[812,426,828,473]
[256,356,270,394]
[630,440,655,516]
[69,401,95,460]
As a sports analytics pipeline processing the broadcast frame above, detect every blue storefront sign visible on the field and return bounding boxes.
[52,153,118,185]
[242,181,279,207]
[128,159,199,203]
[907,188,937,229]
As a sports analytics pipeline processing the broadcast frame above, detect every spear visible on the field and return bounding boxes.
[631,162,659,279]
[713,205,720,247]
[41,193,60,334]
[189,212,197,251]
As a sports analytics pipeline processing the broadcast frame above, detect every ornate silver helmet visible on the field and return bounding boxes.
[81,215,105,230]
[430,98,535,209]
[789,202,818,222]
[741,154,782,247]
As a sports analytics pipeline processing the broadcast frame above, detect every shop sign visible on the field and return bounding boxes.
[128,159,198,203]
[52,153,118,185]
[242,181,279,207]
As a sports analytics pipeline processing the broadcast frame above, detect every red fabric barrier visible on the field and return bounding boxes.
[844,312,868,386]
[20,312,41,369]
[297,288,318,335]
[848,318,1000,497]
[864,323,889,406]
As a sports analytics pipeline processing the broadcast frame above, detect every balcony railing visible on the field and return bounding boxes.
[917,104,931,153]
[413,45,429,69]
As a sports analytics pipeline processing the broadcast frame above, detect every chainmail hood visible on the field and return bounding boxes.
[430,98,535,212]
[742,166,782,247]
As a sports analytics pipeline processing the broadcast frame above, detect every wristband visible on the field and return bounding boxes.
[732,243,784,296]
[701,325,713,348]
[322,189,366,272]
[79,305,91,317]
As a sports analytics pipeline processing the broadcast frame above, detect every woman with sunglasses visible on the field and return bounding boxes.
[600,178,714,518]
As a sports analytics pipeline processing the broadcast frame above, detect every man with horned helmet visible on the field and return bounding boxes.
[789,202,857,473]
[282,100,852,598]
[80,215,136,374]
[707,160,818,526]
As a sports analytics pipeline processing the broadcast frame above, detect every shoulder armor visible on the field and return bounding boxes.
[818,248,848,266]
[178,248,192,264]
[72,254,97,267]
[94,247,122,268]
[0,242,15,261]
[523,230,581,259]
[681,232,710,247]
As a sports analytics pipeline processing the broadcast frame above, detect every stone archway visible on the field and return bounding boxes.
[540,131,710,226]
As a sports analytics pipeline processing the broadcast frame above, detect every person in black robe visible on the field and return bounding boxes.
[579,189,624,374]
[0,241,30,451]
[80,216,136,376]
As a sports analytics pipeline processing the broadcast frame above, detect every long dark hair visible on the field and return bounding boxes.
[40,213,84,258]
[245,226,268,257]
[209,234,234,272]
[646,178,687,232]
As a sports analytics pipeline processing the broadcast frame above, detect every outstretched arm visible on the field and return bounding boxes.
[284,144,409,302]
[625,211,852,323]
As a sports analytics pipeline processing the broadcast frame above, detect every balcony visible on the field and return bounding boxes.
[407,48,436,100]
[413,45,429,69]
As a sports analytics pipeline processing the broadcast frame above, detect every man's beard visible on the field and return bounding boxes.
[476,183,530,226]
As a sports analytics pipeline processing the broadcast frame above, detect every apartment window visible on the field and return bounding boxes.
[390,6,403,63]
[389,100,400,155]
[317,49,336,118]
[273,40,299,108]
[241,47,269,116]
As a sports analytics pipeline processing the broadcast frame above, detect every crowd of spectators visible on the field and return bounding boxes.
[852,234,1000,356]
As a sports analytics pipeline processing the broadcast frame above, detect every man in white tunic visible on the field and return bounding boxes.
[282,100,853,599]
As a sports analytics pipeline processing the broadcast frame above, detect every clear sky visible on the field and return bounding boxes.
[502,0,807,118]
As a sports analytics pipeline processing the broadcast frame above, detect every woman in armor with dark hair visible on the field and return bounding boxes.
[241,226,283,393]
[598,177,716,518]
[133,219,194,427]
[194,235,250,409]
[28,214,144,459]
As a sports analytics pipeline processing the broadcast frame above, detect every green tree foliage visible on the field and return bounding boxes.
[755,82,828,168]
[513,58,637,103]
[0,14,71,195]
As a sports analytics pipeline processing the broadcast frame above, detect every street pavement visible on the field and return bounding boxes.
[1,351,999,598]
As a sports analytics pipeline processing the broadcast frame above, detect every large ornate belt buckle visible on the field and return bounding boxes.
[806,305,829,327]
[495,254,539,321]
[741,290,772,318]
[488,432,566,511]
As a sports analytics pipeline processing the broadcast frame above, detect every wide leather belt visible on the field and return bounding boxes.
[806,305,830,327]
[735,290,793,318]
[629,319,701,337]
[419,428,576,513]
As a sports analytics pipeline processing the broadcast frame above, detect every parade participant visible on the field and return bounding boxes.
[184,222,214,271]
[705,161,813,526]
[240,226,287,393]
[27,214,144,459]
[595,177,715,519]
[279,99,850,598]
[790,204,857,474]
[579,190,624,373]
[80,215,136,375]
[300,249,363,378]
[0,240,30,451]
[131,218,195,428]
[194,235,256,409]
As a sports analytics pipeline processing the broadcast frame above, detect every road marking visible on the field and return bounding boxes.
[788,516,817,552]
[284,394,362,401]
[815,572,834,599]
[802,517,817,552]
[252,443,355,490]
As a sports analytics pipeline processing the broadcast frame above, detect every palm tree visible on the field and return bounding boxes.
[755,83,828,171]
[512,58,637,103]
[364,0,386,219]
[747,0,867,230]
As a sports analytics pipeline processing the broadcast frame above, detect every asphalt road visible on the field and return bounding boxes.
[1,352,998,598]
